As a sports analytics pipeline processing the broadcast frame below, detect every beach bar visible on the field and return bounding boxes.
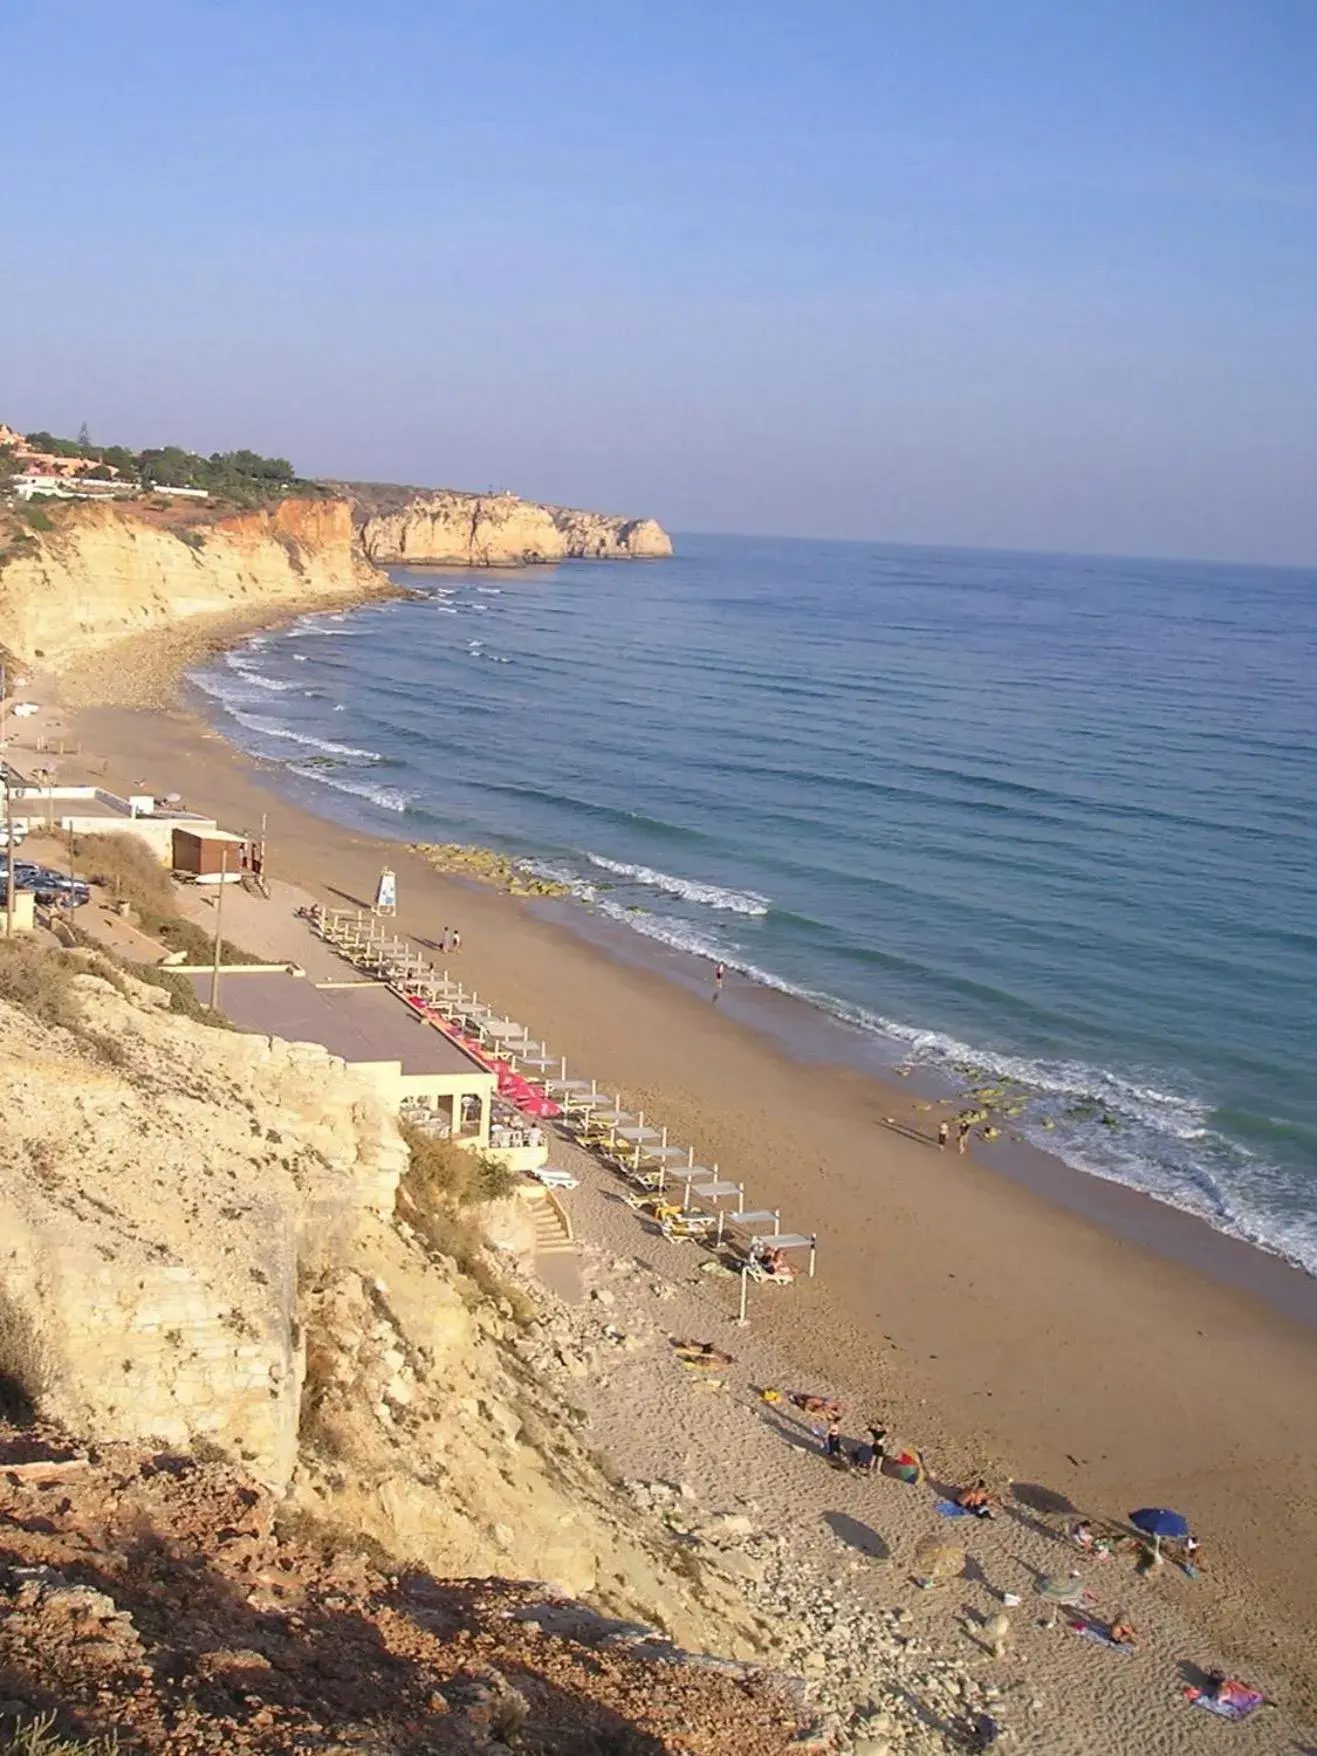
[186,971,513,1156]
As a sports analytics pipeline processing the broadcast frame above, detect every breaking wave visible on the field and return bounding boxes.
[586,854,769,916]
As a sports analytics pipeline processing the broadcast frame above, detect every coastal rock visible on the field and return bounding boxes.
[0,974,770,1658]
[0,496,380,672]
[358,489,672,567]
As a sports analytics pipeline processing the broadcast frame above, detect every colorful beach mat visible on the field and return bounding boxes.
[1185,1682,1266,1721]
[1067,1617,1135,1651]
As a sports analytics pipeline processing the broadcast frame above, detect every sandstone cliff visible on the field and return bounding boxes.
[0,965,769,1658]
[357,490,673,567]
[0,497,383,670]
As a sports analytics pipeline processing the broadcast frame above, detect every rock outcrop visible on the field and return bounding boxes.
[0,970,769,1657]
[0,497,382,669]
[0,1434,800,1756]
[358,490,673,567]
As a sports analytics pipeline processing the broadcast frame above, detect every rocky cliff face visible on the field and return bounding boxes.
[0,497,382,669]
[359,490,673,567]
[0,968,768,1657]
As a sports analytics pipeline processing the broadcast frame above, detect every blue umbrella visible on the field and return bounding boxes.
[1130,1507,1190,1558]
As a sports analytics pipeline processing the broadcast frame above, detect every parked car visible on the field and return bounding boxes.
[0,861,89,908]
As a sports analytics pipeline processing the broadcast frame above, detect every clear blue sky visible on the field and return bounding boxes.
[3,1,1314,563]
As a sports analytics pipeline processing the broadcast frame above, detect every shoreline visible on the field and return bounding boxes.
[12,625,1317,1713]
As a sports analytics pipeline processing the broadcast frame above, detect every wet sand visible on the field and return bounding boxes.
[13,661,1317,1719]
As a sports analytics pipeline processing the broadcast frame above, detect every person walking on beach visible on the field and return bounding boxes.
[712,960,726,1002]
[957,1118,972,1154]
[937,1120,950,1151]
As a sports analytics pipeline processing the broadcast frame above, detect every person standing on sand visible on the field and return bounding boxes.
[957,1119,972,1154]
[937,1120,950,1150]
[713,960,726,1001]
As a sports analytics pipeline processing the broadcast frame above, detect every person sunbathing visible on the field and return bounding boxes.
[758,1245,793,1280]
[1070,1519,1095,1549]
[792,1393,841,1418]
[1108,1612,1139,1648]
[957,1478,999,1518]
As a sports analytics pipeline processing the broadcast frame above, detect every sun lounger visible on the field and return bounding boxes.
[661,1213,717,1240]
[532,1167,578,1189]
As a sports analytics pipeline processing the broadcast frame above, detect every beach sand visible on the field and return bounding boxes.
[10,639,1316,1736]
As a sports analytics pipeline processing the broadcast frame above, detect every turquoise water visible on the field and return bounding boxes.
[192,536,1317,1272]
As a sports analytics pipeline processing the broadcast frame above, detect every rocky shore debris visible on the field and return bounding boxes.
[0,1425,804,1755]
[410,841,572,898]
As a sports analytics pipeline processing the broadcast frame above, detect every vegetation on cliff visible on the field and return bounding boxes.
[16,429,331,510]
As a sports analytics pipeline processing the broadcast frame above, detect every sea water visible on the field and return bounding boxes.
[191,535,1317,1272]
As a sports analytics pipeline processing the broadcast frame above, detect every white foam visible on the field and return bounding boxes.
[223,708,381,762]
[592,895,728,960]
[222,652,299,692]
[287,763,412,812]
[586,853,769,917]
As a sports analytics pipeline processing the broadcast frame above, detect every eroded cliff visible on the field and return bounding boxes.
[357,489,673,567]
[0,497,384,669]
[0,962,770,1658]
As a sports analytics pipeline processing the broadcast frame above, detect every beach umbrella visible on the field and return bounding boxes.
[912,1535,963,1585]
[1129,1507,1190,1558]
[1037,1573,1088,1605]
[882,1447,926,1486]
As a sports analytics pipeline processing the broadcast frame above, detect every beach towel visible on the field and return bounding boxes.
[1067,1617,1135,1651]
[936,1498,974,1518]
[1185,1683,1266,1721]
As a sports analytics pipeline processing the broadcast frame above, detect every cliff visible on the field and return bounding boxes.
[0,497,383,670]
[0,959,771,1660]
[355,489,673,567]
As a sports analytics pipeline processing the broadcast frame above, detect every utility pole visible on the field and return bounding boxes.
[208,848,229,1009]
[4,781,14,940]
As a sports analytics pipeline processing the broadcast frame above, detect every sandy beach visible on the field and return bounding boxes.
[10,633,1317,1740]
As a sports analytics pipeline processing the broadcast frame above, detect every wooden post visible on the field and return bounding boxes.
[209,849,229,1009]
[737,1267,749,1326]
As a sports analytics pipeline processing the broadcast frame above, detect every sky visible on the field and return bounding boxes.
[2,1,1314,564]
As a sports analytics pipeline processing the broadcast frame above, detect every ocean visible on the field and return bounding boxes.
[190,534,1317,1274]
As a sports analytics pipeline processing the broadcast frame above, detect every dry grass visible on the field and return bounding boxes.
[399,1128,532,1325]
[0,1286,50,1424]
[0,940,128,1065]
[0,938,81,1032]
[0,1713,120,1756]
[73,834,255,964]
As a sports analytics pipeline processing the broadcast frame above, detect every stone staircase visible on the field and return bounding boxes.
[526,1187,576,1256]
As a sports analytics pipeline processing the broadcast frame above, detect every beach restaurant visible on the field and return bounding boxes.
[187,970,544,1165]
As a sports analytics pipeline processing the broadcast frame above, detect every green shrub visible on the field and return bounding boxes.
[17,504,54,532]
[400,1125,515,1207]
[122,960,235,1028]
[399,1126,532,1324]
